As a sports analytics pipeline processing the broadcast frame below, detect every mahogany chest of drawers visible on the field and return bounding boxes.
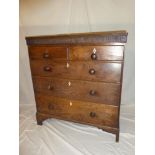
[26,31,128,142]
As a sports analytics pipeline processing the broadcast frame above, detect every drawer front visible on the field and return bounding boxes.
[29,46,67,60]
[70,46,124,61]
[36,94,118,128]
[30,60,122,82]
[33,77,121,106]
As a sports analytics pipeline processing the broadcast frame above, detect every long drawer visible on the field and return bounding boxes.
[35,94,119,128]
[30,60,122,83]
[33,77,121,106]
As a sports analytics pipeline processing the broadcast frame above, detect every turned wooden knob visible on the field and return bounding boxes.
[89,69,95,75]
[91,53,97,60]
[90,112,96,118]
[47,85,54,90]
[43,52,49,58]
[43,66,52,71]
[89,90,96,96]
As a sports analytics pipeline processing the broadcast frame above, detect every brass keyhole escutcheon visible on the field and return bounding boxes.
[69,101,72,106]
[68,81,71,86]
[93,48,96,54]
[66,62,70,68]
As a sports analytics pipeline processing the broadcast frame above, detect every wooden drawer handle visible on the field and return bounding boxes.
[48,85,54,90]
[91,53,97,60]
[89,90,96,96]
[43,66,52,72]
[89,69,95,75]
[48,103,54,110]
[90,112,96,118]
[43,52,49,58]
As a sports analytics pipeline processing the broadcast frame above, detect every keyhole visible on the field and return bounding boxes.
[69,101,72,106]
[93,48,96,54]
[66,62,70,68]
[68,81,71,86]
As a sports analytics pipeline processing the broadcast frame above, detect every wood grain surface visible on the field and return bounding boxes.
[35,94,119,128]
[30,60,122,83]
[33,77,121,105]
[26,31,128,142]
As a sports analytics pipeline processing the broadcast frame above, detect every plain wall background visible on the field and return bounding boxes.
[19,0,135,105]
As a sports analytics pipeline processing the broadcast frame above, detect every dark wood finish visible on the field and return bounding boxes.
[35,94,118,128]
[30,60,122,83]
[26,31,128,142]
[29,46,67,60]
[70,46,124,61]
[33,77,121,105]
[26,31,128,45]
[36,112,119,138]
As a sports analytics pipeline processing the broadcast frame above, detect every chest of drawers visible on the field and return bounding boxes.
[26,31,128,142]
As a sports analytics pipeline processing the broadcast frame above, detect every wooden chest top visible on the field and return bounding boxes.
[26,31,128,45]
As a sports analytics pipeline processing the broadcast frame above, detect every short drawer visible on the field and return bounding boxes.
[70,46,124,61]
[36,94,119,128]
[30,60,122,83]
[33,77,121,106]
[28,46,67,60]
